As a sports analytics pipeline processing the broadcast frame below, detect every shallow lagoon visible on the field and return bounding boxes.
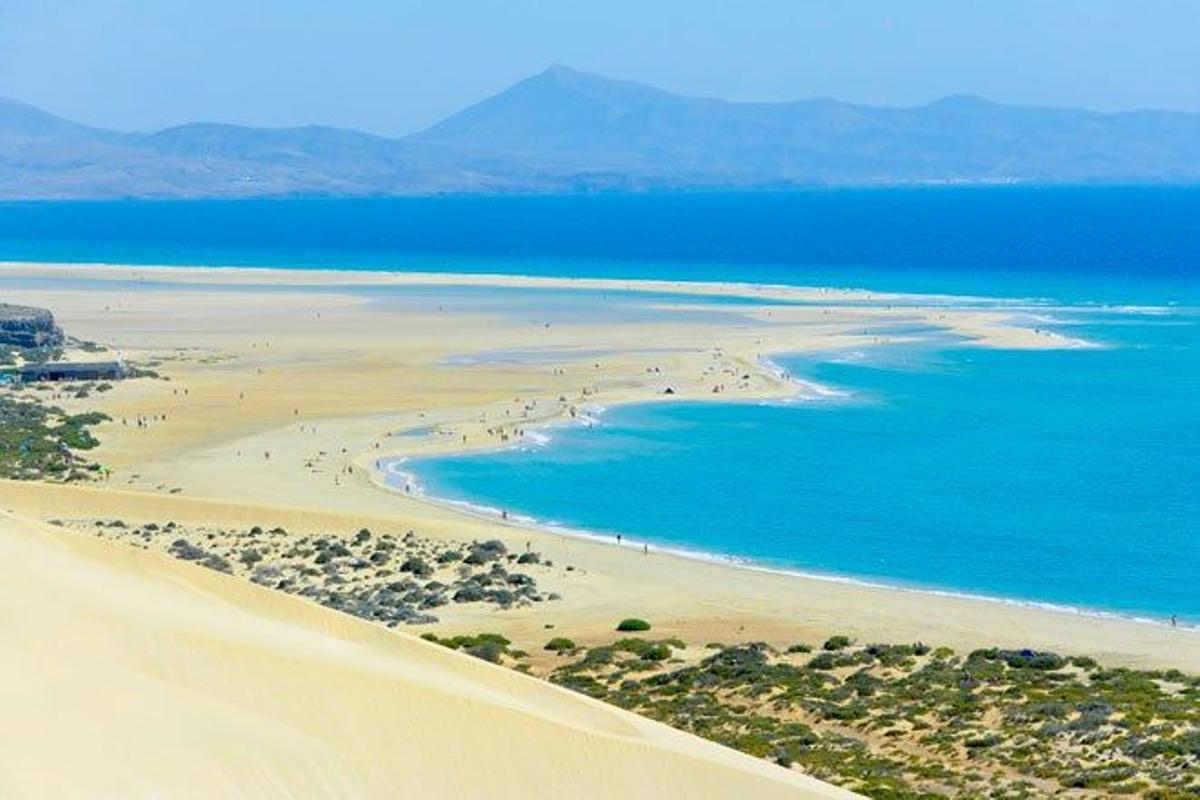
[4,188,1199,622]
[409,308,1200,623]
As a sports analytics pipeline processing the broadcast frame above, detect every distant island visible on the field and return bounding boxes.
[2,65,1199,198]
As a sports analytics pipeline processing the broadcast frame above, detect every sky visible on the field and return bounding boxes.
[0,0,1197,136]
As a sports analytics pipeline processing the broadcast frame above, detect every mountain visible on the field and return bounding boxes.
[2,65,1198,198]
[415,66,1200,188]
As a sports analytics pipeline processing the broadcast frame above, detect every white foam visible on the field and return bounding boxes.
[378,466,1198,632]
[757,355,850,402]
[386,458,1197,631]
[522,430,552,447]
[372,311,1195,632]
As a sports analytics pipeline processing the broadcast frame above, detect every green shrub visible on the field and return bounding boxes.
[399,556,433,577]
[823,635,852,651]
[807,652,838,670]
[641,643,672,661]
[997,649,1066,670]
[616,618,651,632]
[545,637,576,653]
[467,641,505,663]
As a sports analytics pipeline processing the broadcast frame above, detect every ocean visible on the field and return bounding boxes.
[1,186,1198,303]
[2,187,1197,622]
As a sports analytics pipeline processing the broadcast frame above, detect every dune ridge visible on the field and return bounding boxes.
[0,510,852,798]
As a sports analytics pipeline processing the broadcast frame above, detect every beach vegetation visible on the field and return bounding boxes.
[423,632,513,664]
[80,518,551,627]
[0,395,109,480]
[613,638,674,661]
[399,556,433,577]
[464,539,508,565]
[616,618,651,632]
[69,518,1200,798]
[546,635,1200,799]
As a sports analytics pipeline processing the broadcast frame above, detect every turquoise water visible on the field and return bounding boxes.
[406,309,1200,623]
[3,188,1198,621]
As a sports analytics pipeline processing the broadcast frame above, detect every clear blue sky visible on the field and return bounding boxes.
[1,0,1197,135]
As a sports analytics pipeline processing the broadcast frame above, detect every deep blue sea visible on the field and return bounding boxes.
[1,186,1198,303]
[2,188,1197,622]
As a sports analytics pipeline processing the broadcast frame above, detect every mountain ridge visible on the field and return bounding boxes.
[2,65,1198,198]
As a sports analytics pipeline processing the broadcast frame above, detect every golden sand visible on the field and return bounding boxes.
[0,262,1193,795]
[0,509,856,797]
[0,263,1191,665]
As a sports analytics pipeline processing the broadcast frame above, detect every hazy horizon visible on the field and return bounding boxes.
[1,0,1197,136]
[10,63,1200,139]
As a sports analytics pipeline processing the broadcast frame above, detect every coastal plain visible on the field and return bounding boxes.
[0,262,1196,797]
[0,263,1193,665]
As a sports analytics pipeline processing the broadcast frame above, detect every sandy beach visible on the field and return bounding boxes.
[0,262,1193,666]
[0,261,1196,796]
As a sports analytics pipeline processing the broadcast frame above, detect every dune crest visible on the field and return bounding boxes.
[0,512,850,798]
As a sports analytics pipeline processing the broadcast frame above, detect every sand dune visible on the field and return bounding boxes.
[0,511,851,798]
[0,263,1190,797]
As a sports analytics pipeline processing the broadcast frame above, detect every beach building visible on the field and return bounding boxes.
[14,361,128,382]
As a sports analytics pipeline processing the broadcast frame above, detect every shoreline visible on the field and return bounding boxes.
[375,407,1198,635]
[1,261,1195,672]
[352,314,1189,634]
[0,258,1061,307]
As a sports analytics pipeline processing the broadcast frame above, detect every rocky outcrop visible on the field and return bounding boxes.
[0,303,65,348]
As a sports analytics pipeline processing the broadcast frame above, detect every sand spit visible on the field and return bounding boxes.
[0,264,1193,671]
[1,262,1195,795]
